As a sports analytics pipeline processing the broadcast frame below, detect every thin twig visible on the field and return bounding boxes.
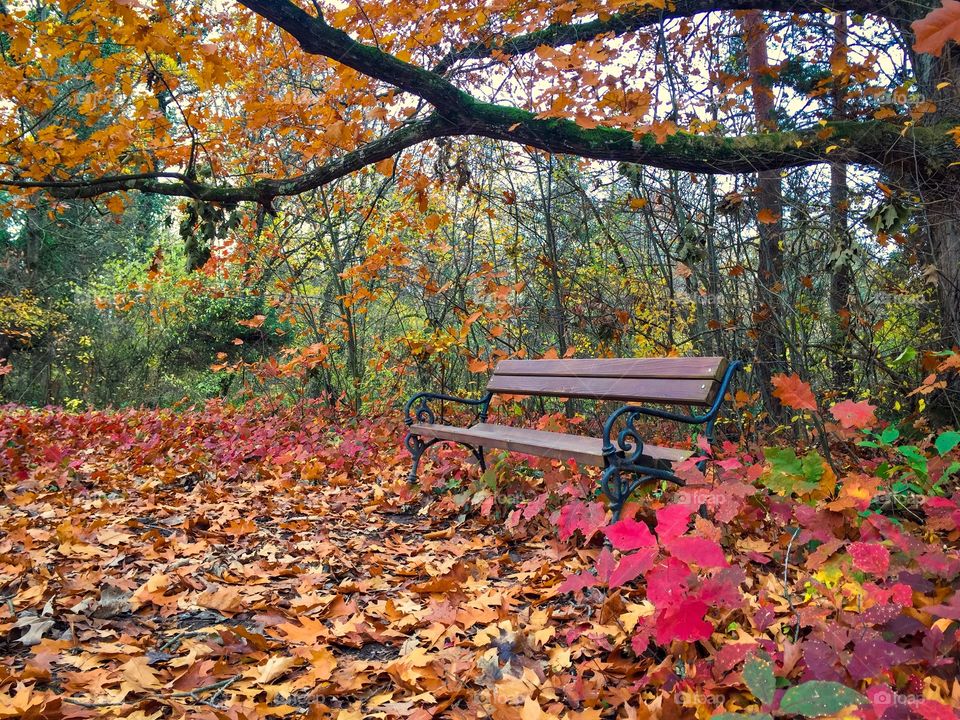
[63,675,242,709]
[783,526,802,642]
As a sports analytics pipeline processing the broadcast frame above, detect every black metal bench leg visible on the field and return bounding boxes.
[601,464,629,521]
[404,433,427,484]
[405,434,487,484]
[601,462,664,521]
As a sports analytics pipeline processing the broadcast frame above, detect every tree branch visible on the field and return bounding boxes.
[0,114,452,203]
[432,0,913,75]
[4,0,950,205]
[236,0,959,175]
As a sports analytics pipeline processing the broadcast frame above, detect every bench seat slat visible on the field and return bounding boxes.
[485,374,717,405]
[409,422,692,467]
[494,357,727,380]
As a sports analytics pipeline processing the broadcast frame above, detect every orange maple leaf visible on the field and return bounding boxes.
[770,373,818,411]
[757,208,781,225]
[912,0,960,57]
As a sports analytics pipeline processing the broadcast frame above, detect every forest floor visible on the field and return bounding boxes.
[1,401,958,720]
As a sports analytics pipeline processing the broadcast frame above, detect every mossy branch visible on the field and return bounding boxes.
[2,0,951,206]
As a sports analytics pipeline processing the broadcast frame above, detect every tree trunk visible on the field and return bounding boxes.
[924,181,960,350]
[829,13,855,393]
[909,4,960,352]
[743,11,787,419]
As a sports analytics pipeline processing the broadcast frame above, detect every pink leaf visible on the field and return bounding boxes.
[631,626,652,655]
[914,700,959,720]
[608,547,658,589]
[556,499,607,541]
[655,503,693,544]
[849,541,890,575]
[664,536,728,568]
[829,399,878,429]
[522,493,548,520]
[654,598,713,644]
[646,557,693,606]
[604,517,657,551]
[926,592,960,620]
[556,571,598,594]
[912,0,960,57]
[595,545,616,585]
[697,434,713,455]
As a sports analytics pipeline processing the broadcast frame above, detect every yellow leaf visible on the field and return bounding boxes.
[253,656,299,684]
[304,647,337,681]
[521,697,548,720]
[195,585,244,613]
[121,656,162,690]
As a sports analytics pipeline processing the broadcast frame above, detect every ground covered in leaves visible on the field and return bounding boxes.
[1,399,959,719]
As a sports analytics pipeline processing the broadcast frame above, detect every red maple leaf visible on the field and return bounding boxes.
[556,571,598,594]
[771,373,818,412]
[608,547,658,589]
[556,500,606,541]
[646,557,693,606]
[849,541,891,575]
[829,399,878,429]
[603,517,657,551]
[654,598,713,644]
[664,536,728,569]
[655,503,693,544]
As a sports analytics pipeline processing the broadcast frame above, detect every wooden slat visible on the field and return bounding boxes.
[409,423,692,467]
[494,357,727,380]
[485,374,717,405]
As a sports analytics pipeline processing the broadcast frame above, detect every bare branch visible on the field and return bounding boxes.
[432,0,913,75]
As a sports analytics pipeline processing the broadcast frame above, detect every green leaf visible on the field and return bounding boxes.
[712,714,773,720]
[934,461,960,491]
[761,448,823,496]
[880,425,900,445]
[892,346,917,367]
[800,451,827,487]
[743,652,776,705]
[779,681,866,717]
[897,445,928,482]
[935,431,960,456]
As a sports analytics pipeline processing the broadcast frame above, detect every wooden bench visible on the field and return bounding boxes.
[403,356,741,518]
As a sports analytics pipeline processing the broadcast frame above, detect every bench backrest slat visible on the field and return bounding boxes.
[486,357,727,405]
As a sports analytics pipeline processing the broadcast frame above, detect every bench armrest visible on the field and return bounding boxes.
[602,360,742,466]
[404,391,493,426]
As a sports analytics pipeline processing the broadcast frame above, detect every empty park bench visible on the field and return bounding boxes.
[403,356,742,518]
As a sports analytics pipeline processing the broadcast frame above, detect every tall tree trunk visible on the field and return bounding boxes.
[743,11,787,419]
[909,21,960,418]
[539,155,569,356]
[925,182,960,351]
[829,13,855,393]
[909,5,960,350]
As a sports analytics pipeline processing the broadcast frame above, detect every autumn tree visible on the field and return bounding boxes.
[2,0,959,377]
